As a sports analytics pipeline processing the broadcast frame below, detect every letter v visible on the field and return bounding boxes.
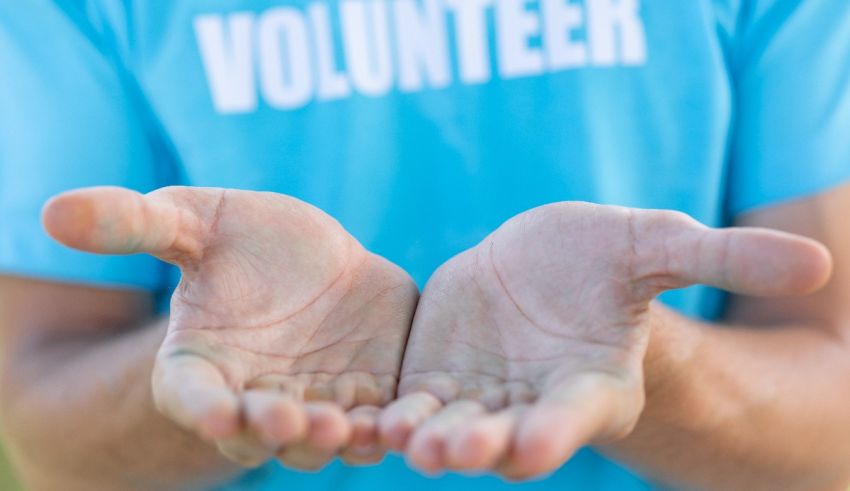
[194,13,258,114]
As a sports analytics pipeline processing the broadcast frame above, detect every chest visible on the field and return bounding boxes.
[116,1,736,231]
[121,1,732,132]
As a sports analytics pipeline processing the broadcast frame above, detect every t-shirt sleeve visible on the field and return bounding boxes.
[726,0,850,216]
[0,0,174,290]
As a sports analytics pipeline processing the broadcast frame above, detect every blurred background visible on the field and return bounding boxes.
[0,441,21,490]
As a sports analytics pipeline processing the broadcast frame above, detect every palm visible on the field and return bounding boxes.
[381,204,651,477]
[163,189,413,407]
[44,186,418,467]
[418,208,646,407]
[379,202,828,479]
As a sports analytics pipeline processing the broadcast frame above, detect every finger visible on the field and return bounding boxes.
[637,211,833,297]
[243,390,308,447]
[304,402,352,451]
[332,372,386,409]
[303,373,334,403]
[277,443,337,472]
[41,186,214,264]
[406,401,486,474]
[276,402,351,471]
[444,407,522,471]
[248,373,306,400]
[216,432,276,468]
[456,385,507,411]
[378,392,443,451]
[152,353,239,441]
[500,378,625,480]
[340,406,385,466]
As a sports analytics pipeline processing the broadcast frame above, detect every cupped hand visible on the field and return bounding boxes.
[43,186,418,469]
[378,202,831,479]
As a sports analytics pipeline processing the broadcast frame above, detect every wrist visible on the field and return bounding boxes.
[642,302,704,416]
[595,303,707,459]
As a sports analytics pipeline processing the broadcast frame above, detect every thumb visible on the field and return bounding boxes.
[41,186,213,265]
[650,214,833,297]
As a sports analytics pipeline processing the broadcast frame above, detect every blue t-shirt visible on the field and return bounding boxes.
[2,1,850,489]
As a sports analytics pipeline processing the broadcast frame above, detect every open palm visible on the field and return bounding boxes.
[43,186,418,468]
[379,202,829,479]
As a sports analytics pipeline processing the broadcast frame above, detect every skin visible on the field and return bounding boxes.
[1,186,418,490]
[606,185,850,491]
[379,184,850,490]
[1,184,849,489]
[377,198,833,482]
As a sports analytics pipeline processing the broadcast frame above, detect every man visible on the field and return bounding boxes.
[1,1,849,490]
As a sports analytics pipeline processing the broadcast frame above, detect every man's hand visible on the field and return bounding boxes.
[378,202,831,479]
[42,186,418,469]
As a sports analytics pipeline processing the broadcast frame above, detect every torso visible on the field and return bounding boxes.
[95,1,741,487]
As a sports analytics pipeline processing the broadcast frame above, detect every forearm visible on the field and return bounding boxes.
[605,305,850,491]
[1,318,240,491]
